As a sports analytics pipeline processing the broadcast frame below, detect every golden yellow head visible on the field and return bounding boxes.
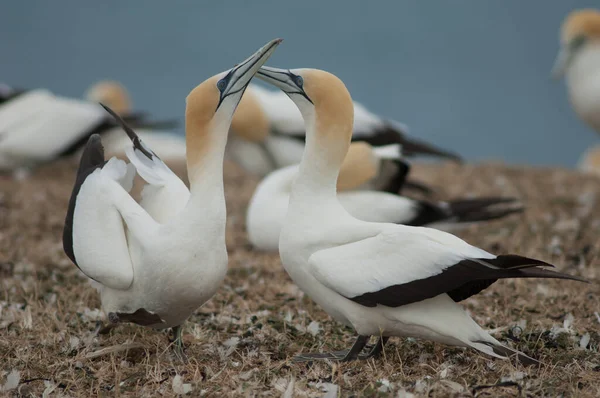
[256,68,353,143]
[300,69,354,145]
[554,9,600,77]
[230,87,270,142]
[561,9,600,44]
[85,80,131,115]
[185,75,221,167]
[183,38,282,179]
[336,142,379,191]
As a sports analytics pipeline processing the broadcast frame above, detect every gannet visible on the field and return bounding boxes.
[0,83,175,172]
[62,38,281,356]
[85,80,186,167]
[553,9,600,135]
[226,83,462,178]
[246,141,522,252]
[578,144,600,175]
[257,66,587,363]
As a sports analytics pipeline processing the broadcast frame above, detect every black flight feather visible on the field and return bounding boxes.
[63,134,107,267]
[405,197,523,226]
[350,254,588,308]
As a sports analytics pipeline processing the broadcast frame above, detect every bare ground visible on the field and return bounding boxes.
[0,158,599,397]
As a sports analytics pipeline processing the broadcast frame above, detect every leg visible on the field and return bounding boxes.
[293,335,370,362]
[169,325,187,361]
[359,336,389,359]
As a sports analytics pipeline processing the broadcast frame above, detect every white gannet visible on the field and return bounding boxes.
[62,39,281,355]
[0,83,176,173]
[85,80,187,169]
[247,141,522,252]
[256,66,586,363]
[226,83,462,178]
[578,144,600,176]
[552,9,600,173]
[553,9,600,134]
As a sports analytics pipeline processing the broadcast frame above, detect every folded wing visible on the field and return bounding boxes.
[308,226,586,308]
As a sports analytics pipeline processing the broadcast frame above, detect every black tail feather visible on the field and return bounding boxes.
[477,341,541,366]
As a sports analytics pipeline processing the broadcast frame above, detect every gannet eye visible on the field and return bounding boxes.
[570,34,586,51]
[217,79,227,92]
[294,76,304,87]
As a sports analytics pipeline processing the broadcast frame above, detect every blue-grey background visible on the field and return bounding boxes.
[1,1,598,167]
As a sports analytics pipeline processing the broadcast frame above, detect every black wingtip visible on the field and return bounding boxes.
[78,134,105,174]
[356,123,463,163]
[402,179,436,196]
[447,197,524,223]
[99,102,154,160]
[63,134,106,268]
[399,135,463,163]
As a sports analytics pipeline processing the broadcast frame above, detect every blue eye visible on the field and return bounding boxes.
[295,76,304,87]
[217,79,227,92]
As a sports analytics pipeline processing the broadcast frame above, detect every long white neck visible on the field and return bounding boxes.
[288,104,350,210]
[183,117,229,225]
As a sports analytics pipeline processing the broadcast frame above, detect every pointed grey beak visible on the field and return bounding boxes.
[257,66,312,103]
[217,38,283,107]
[551,46,569,80]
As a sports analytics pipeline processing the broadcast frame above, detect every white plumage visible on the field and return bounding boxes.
[62,39,282,354]
[246,160,522,252]
[256,66,585,363]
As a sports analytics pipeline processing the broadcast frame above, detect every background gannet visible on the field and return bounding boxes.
[0,82,176,173]
[257,65,586,364]
[85,80,187,176]
[553,9,600,173]
[62,38,281,356]
[553,9,600,137]
[226,83,462,178]
[247,142,522,252]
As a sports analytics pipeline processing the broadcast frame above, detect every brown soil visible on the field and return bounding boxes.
[0,158,598,397]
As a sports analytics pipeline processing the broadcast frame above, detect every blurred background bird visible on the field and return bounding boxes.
[553,8,600,175]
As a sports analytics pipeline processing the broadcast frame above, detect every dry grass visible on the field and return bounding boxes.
[0,158,599,397]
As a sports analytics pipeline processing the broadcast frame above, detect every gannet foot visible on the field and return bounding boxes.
[169,325,188,363]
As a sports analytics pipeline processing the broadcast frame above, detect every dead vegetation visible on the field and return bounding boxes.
[0,158,599,397]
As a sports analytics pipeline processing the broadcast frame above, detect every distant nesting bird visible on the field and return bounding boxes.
[62,39,281,356]
[257,65,586,363]
[226,83,462,180]
[553,9,600,133]
[0,82,175,173]
[553,9,600,172]
[247,141,522,252]
[578,145,600,176]
[85,80,187,171]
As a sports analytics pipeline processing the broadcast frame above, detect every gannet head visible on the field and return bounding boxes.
[230,87,270,142]
[85,80,131,115]
[256,67,354,150]
[184,38,282,173]
[337,142,380,191]
[553,9,600,78]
